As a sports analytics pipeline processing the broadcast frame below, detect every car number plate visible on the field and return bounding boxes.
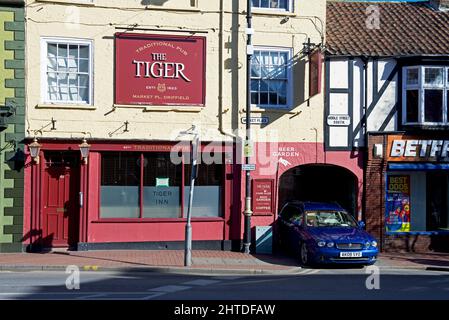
[340,252,362,258]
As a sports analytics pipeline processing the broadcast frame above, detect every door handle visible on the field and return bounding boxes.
[79,192,83,208]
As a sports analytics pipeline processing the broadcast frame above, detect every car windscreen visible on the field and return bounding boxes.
[305,211,358,228]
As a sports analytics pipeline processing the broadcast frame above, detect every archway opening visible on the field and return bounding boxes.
[278,164,358,217]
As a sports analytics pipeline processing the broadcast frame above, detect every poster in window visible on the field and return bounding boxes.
[386,175,411,232]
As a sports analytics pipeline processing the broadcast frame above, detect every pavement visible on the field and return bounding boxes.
[0,249,449,274]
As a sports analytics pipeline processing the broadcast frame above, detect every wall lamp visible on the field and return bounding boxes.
[28,138,42,164]
[79,138,91,165]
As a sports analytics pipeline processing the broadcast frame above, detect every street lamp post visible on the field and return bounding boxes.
[181,127,199,267]
[243,0,253,254]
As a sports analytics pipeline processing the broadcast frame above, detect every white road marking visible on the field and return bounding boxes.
[182,279,221,286]
[147,285,191,292]
[211,276,242,280]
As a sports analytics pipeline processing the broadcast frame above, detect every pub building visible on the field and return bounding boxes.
[21,0,336,252]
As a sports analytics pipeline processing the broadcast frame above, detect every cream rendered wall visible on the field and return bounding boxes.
[25,0,326,144]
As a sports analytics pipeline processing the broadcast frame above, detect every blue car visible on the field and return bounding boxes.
[276,201,378,266]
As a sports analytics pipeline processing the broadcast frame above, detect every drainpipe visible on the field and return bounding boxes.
[243,0,253,254]
[361,56,369,225]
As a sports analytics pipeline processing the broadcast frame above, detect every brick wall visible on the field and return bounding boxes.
[365,134,386,249]
[0,4,25,253]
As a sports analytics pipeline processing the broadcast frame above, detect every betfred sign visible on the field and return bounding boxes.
[387,135,449,161]
[115,33,206,106]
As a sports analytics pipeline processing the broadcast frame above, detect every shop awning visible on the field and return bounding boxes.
[388,163,449,171]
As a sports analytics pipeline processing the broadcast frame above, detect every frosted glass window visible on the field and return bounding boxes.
[100,152,140,218]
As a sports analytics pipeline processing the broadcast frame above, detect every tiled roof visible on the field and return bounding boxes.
[326,1,449,56]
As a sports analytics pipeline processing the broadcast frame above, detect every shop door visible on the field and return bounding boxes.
[41,153,80,248]
[427,172,448,231]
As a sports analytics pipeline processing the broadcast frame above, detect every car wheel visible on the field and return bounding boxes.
[300,242,309,266]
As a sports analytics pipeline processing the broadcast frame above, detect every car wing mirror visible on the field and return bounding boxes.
[358,221,366,229]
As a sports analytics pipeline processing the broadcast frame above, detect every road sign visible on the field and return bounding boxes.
[242,164,256,171]
[241,117,269,125]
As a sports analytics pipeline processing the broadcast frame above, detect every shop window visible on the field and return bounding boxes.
[100,151,224,219]
[184,162,224,217]
[251,0,292,11]
[251,48,291,109]
[41,38,93,105]
[403,66,449,125]
[143,153,182,218]
[101,153,140,218]
[386,172,449,233]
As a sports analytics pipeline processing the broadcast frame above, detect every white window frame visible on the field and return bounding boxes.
[251,0,293,12]
[250,46,293,109]
[41,37,94,106]
[402,66,449,126]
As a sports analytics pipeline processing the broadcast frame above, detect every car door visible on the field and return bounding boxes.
[289,207,305,252]
[278,205,294,251]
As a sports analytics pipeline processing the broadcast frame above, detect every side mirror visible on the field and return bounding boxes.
[358,221,366,229]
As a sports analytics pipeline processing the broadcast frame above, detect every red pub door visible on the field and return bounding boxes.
[41,153,80,248]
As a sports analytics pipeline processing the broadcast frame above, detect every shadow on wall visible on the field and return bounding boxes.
[141,0,170,6]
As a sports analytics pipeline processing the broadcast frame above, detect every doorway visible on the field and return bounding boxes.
[278,164,358,217]
[41,152,80,248]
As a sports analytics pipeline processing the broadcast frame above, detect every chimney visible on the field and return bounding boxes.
[430,0,449,10]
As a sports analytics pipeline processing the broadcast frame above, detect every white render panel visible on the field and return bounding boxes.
[329,93,348,115]
[329,59,348,89]
[352,58,363,147]
[367,59,398,132]
[329,127,348,147]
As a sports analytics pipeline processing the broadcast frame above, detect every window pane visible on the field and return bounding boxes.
[251,92,259,104]
[143,153,182,218]
[406,68,419,86]
[79,59,89,73]
[57,58,68,72]
[279,0,288,10]
[79,45,89,59]
[68,73,77,87]
[184,163,223,217]
[425,68,444,86]
[406,90,419,123]
[48,43,57,57]
[79,87,89,102]
[47,72,57,87]
[425,89,443,123]
[260,92,269,105]
[68,45,78,59]
[100,153,140,218]
[58,44,68,58]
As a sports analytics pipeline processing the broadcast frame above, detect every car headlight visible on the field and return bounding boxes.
[317,241,326,247]
[371,241,378,248]
[326,242,335,248]
[365,241,371,248]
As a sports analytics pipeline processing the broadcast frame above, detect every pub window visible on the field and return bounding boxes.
[100,151,224,219]
[251,48,292,109]
[42,38,93,105]
[251,0,292,11]
[184,162,224,217]
[403,66,449,125]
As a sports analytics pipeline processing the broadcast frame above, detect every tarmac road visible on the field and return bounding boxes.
[0,267,448,300]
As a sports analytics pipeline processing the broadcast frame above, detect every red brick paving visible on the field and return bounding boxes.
[0,250,448,271]
[0,250,296,270]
